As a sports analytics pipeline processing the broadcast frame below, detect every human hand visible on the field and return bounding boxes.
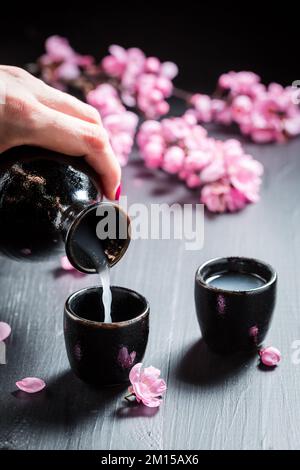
[0,65,121,200]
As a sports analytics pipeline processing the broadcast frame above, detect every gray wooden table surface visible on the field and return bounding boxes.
[1,116,300,450]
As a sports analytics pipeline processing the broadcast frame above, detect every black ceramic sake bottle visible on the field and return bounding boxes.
[0,146,130,272]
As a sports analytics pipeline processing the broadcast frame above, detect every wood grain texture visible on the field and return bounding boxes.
[0,113,300,450]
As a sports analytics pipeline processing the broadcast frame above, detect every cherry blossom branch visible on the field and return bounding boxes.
[172,87,193,102]
[31,36,299,213]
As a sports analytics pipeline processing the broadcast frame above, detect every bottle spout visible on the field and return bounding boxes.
[64,202,130,274]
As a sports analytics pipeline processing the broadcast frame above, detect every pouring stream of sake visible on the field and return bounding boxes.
[98,264,112,323]
[73,229,112,323]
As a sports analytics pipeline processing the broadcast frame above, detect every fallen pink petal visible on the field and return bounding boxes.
[259,346,281,367]
[0,322,11,342]
[127,363,167,408]
[16,377,46,394]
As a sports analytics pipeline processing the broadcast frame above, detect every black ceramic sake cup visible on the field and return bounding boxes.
[195,257,277,354]
[64,286,149,387]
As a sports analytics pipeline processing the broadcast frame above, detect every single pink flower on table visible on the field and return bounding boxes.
[16,377,46,393]
[0,322,11,341]
[128,363,167,408]
[259,346,281,367]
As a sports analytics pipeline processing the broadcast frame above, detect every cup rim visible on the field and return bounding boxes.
[65,201,131,274]
[65,285,149,328]
[195,256,277,295]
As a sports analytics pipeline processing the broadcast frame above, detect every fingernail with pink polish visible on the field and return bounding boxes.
[115,184,121,201]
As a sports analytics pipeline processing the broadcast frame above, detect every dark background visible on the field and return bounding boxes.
[0,2,297,92]
[1,2,300,451]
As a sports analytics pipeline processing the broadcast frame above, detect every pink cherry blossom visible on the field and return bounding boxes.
[56,62,80,81]
[145,57,161,74]
[156,76,173,96]
[101,45,127,77]
[284,115,300,136]
[224,187,248,212]
[190,71,300,142]
[0,322,11,341]
[190,94,213,123]
[186,173,201,188]
[101,45,177,118]
[86,84,138,165]
[16,377,46,393]
[200,157,225,183]
[87,84,124,117]
[231,95,253,121]
[218,71,261,96]
[128,363,167,408]
[160,61,179,80]
[259,346,281,367]
[185,150,212,172]
[44,35,75,62]
[141,141,165,169]
[36,41,274,214]
[38,39,300,143]
[227,155,263,203]
[39,36,94,89]
[103,111,138,166]
[162,146,185,173]
[137,113,263,213]
[201,181,244,213]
